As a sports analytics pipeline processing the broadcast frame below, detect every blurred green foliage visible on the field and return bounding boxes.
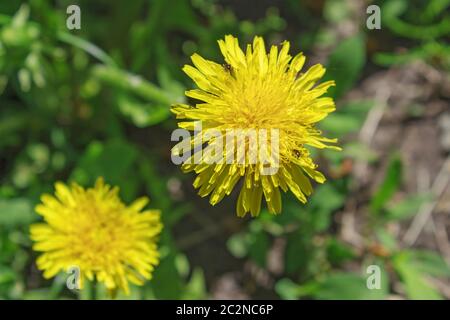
[0,0,449,300]
[374,0,450,68]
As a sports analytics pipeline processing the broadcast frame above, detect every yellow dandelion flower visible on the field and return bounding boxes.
[172,35,340,217]
[30,178,162,297]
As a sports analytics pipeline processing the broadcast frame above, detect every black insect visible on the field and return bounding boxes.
[223,63,232,73]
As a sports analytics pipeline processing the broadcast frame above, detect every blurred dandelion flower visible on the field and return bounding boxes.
[30,178,162,297]
[172,35,340,217]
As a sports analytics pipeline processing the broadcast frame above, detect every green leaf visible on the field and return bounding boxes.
[374,42,450,67]
[138,157,171,212]
[175,254,190,278]
[326,238,355,265]
[248,230,270,267]
[0,198,35,228]
[284,230,311,274]
[312,272,387,300]
[402,250,450,278]
[384,193,433,221]
[117,94,171,127]
[320,100,373,136]
[18,68,31,92]
[0,75,8,95]
[370,154,403,213]
[0,265,16,284]
[421,0,450,22]
[11,4,30,28]
[382,0,450,40]
[323,0,350,23]
[182,268,207,300]
[309,184,345,231]
[149,251,183,299]
[319,113,361,135]
[92,65,172,126]
[342,142,378,162]
[22,289,52,300]
[1,5,39,47]
[48,276,68,300]
[157,66,185,104]
[393,251,443,300]
[275,278,304,300]
[0,112,28,149]
[92,65,170,105]
[323,35,366,99]
[227,233,248,259]
[57,32,116,67]
[71,140,138,199]
[375,228,398,251]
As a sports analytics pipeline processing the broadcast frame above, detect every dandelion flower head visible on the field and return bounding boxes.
[172,35,340,217]
[30,178,162,296]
